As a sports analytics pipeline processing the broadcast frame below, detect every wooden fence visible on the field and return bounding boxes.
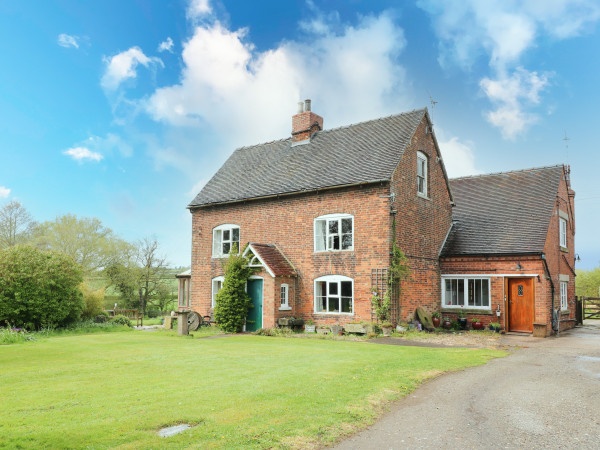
[582,297,600,320]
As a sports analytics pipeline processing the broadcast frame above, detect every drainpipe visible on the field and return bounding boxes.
[541,253,557,333]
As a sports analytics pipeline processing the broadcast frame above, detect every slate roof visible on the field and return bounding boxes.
[189,109,428,207]
[441,165,564,256]
[248,243,296,277]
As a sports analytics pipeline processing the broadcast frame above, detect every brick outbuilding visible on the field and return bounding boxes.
[183,101,575,336]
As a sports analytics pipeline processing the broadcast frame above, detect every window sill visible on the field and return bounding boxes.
[561,309,570,315]
[560,246,569,253]
[314,249,354,254]
[314,312,354,316]
[441,307,493,315]
[279,306,292,311]
[417,192,430,200]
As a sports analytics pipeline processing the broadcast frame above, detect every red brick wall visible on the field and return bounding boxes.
[542,166,576,333]
[390,117,453,321]
[190,184,392,327]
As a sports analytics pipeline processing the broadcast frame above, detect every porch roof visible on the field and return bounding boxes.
[247,243,297,277]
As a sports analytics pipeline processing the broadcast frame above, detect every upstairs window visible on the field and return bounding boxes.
[417,151,428,197]
[314,275,353,314]
[314,214,354,252]
[559,218,567,248]
[213,224,240,257]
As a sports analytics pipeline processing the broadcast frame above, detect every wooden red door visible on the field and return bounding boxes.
[508,278,534,332]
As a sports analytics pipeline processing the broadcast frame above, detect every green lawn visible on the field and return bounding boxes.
[0,332,505,448]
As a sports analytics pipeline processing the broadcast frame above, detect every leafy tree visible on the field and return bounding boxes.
[576,267,600,297]
[0,246,84,329]
[80,282,106,319]
[214,244,257,332]
[104,237,171,314]
[35,214,133,276]
[0,200,37,249]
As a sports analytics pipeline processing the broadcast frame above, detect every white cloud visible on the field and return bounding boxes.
[437,136,481,178]
[57,33,79,49]
[187,0,211,20]
[158,37,174,53]
[145,13,410,150]
[101,47,163,90]
[62,146,103,162]
[0,186,10,198]
[480,68,550,139]
[418,0,600,138]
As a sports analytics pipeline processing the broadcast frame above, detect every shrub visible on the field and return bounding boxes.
[109,314,132,327]
[214,244,257,333]
[0,327,36,345]
[0,246,84,330]
[80,282,106,319]
[94,311,110,323]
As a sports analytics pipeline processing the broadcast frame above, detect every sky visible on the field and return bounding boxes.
[0,0,599,269]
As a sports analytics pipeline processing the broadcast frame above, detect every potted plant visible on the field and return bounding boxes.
[432,311,441,328]
[489,322,501,332]
[305,319,316,333]
[442,317,452,330]
[472,318,484,330]
[458,310,467,330]
[381,322,394,336]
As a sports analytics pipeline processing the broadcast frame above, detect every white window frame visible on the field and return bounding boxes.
[417,151,428,198]
[212,224,240,258]
[441,276,491,310]
[279,283,291,311]
[211,276,224,308]
[559,218,567,248]
[314,214,354,253]
[560,281,568,310]
[314,275,354,315]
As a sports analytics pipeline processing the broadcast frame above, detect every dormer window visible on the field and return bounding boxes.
[417,151,428,197]
[212,224,240,257]
[314,214,354,252]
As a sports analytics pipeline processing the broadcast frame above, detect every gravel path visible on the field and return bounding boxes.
[333,322,600,449]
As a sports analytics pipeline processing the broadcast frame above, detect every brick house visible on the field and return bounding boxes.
[440,165,577,336]
[183,100,575,336]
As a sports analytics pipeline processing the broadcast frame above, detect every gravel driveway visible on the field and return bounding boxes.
[334,322,600,449]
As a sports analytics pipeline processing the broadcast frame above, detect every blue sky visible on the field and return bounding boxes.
[0,0,599,269]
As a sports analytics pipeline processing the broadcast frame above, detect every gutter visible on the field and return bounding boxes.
[541,253,557,333]
[188,179,390,210]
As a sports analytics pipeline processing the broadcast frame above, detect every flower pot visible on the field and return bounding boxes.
[305,325,316,333]
[459,318,467,330]
[442,320,452,330]
[432,317,441,328]
[472,321,483,330]
[382,326,393,336]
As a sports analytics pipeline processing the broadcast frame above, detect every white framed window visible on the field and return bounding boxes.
[417,151,428,197]
[559,218,567,248]
[212,224,240,257]
[441,276,491,309]
[314,214,354,252]
[314,275,353,314]
[280,283,290,310]
[211,276,224,308]
[560,281,568,310]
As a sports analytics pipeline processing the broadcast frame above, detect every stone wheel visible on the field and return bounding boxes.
[187,312,201,331]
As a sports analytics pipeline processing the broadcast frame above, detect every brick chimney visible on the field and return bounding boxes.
[292,99,323,143]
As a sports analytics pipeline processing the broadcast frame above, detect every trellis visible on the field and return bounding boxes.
[370,268,400,323]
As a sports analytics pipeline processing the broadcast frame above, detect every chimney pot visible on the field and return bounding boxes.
[297,102,304,113]
[304,99,311,112]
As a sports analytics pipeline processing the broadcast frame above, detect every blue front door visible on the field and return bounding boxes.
[246,279,263,331]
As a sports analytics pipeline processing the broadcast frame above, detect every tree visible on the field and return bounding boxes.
[104,237,171,314]
[0,246,84,329]
[576,267,600,297]
[0,200,36,249]
[214,244,257,332]
[35,214,133,275]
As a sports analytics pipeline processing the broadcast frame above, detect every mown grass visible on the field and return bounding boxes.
[0,332,506,448]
